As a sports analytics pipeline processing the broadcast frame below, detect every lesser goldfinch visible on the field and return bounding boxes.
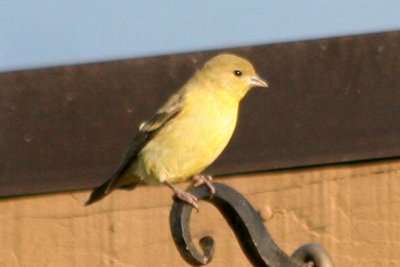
[85,54,268,207]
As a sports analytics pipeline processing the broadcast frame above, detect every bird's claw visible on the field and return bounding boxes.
[173,190,199,210]
[192,174,216,197]
[164,180,199,210]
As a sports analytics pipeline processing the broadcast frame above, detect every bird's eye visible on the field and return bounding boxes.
[233,70,242,77]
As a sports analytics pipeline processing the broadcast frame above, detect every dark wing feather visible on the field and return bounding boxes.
[139,93,183,132]
[84,92,184,205]
[113,92,184,180]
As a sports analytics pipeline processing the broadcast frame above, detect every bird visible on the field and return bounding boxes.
[85,53,268,208]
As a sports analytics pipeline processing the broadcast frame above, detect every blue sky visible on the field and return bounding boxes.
[1,1,400,72]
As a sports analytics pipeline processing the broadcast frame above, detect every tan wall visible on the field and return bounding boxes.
[1,159,400,267]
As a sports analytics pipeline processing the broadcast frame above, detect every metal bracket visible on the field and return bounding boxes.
[170,182,335,267]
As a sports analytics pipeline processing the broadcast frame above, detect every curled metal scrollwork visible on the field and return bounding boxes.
[170,182,335,267]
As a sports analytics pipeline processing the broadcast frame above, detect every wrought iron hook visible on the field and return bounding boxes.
[170,182,335,267]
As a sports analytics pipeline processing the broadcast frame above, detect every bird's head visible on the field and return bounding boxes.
[200,54,268,100]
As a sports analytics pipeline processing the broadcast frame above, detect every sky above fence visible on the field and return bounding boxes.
[1,0,400,72]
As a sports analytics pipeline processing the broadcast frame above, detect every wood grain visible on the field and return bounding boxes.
[1,159,400,266]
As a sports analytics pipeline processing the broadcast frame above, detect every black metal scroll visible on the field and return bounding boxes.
[170,183,335,267]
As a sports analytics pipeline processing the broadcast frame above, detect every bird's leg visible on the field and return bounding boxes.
[164,180,199,210]
[191,174,216,196]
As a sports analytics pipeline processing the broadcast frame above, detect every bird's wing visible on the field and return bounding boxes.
[139,92,184,132]
[122,92,184,164]
[105,92,184,191]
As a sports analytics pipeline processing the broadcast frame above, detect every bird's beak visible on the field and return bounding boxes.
[250,74,269,88]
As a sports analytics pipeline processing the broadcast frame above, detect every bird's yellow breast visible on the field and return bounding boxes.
[136,89,239,184]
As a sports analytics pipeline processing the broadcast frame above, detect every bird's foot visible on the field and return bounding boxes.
[164,181,199,210]
[173,190,199,210]
[191,174,216,197]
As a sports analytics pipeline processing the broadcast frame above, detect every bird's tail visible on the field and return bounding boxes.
[84,179,113,206]
[84,176,140,206]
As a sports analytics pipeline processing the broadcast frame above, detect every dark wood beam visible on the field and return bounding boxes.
[1,31,400,197]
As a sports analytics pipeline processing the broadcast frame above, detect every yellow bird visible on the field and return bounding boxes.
[85,54,268,207]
